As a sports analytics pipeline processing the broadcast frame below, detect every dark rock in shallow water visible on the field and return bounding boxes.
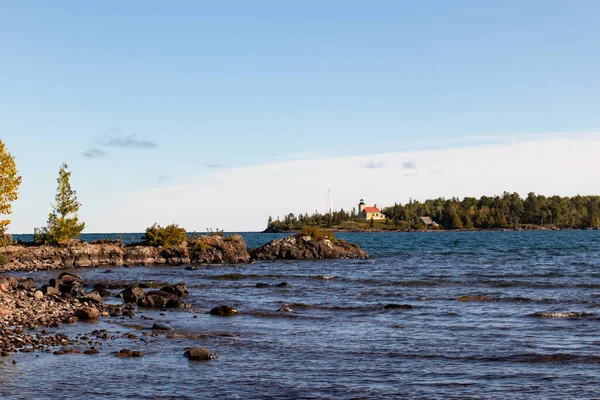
[146,290,177,299]
[139,294,166,309]
[83,291,103,303]
[185,347,215,361]
[161,283,188,297]
[121,286,146,303]
[210,305,238,316]
[250,234,368,261]
[384,304,414,310]
[152,322,173,331]
[256,283,271,288]
[276,282,291,288]
[75,307,100,320]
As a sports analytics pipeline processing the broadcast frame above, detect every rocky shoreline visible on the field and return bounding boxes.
[0,233,368,272]
[0,272,213,358]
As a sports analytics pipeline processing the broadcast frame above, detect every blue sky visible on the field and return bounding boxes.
[1,1,599,232]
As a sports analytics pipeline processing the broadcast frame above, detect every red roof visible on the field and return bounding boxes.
[363,207,380,213]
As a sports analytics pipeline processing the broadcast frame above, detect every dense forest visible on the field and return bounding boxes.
[266,192,600,231]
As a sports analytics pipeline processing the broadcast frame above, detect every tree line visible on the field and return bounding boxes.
[267,192,600,231]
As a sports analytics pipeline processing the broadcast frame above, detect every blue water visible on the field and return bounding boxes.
[2,231,600,399]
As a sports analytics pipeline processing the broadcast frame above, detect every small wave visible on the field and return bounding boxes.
[485,353,600,364]
[531,311,594,319]
[315,275,337,280]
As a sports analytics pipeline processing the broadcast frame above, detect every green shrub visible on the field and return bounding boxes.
[300,226,336,241]
[0,254,9,266]
[0,234,13,247]
[142,223,187,247]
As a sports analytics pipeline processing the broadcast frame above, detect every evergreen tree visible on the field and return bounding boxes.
[34,163,85,244]
[0,139,22,240]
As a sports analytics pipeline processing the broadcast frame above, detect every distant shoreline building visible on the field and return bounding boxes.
[358,199,385,220]
[420,216,440,228]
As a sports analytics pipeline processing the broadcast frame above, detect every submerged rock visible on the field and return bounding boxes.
[210,305,238,316]
[384,304,413,310]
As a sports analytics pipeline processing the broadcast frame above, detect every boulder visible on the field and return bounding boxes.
[146,290,176,299]
[210,305,238,316]
[160,283,188,297]
[84,291,103,303]
[152,322,173,331]
[75,307,100,321]
[121,286,147,303]
[184,347,215,361]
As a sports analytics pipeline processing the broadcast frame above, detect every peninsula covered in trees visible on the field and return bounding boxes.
[265,193,600,232]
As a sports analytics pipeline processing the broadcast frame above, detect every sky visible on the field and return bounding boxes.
[1,1,599,233]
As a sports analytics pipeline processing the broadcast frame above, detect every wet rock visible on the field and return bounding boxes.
[384,304,414,310]
[116,349,133,357]
[83,291,103,303]
[58,272,81,283]
[84,349,99,355]
[210,305,238,316]
[256,283,271,288]
[184,347,215,361]
[165,298,190,309]
[138,294,166,309]
[75,307,100,321]
[185,266,200,271]
[276,282,291,288]
[152,322,173,331]
[146,290,176,299]
[277,306,294,312]
[121,286,147,303]
[160,283,188,297]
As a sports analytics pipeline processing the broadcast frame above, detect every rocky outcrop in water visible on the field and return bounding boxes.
[0,235,250,272]
[250,234,368,260]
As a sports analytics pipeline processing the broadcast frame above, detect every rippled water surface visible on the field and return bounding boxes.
[2,231,600,399]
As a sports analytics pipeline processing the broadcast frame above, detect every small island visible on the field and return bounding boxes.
[265,194,600,232]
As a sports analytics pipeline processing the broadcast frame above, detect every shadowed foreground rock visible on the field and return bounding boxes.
[250,234,368,260]
[185,347,216,361]
[0,235,250,272]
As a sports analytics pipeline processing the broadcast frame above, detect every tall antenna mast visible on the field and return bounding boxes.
[327,189,333,217]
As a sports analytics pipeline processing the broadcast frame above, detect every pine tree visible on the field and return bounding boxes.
[34,163,85,244]
[0,139,22,241]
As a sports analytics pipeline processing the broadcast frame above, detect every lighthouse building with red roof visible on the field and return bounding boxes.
[358,199,386,220]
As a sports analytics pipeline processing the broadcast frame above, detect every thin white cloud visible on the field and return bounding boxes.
[73,133,600,232]
[101,134,158,149]
[82,148,108,158]
[365,161,385,169]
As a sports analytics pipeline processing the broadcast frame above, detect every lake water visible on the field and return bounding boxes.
[2,231,600,399]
